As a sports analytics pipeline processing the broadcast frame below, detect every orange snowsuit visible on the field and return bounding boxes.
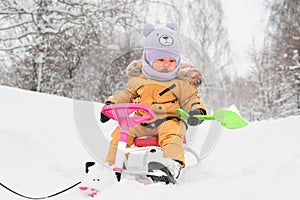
[104,60,206,167]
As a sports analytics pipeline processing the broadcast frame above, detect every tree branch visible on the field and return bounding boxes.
[0,21,33,31]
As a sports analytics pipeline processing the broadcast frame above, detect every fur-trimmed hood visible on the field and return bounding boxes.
[125,60,203,85]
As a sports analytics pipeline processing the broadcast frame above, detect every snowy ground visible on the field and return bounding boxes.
[0,85,300,200]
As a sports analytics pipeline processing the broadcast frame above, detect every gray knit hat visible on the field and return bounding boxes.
[143,23,181,67]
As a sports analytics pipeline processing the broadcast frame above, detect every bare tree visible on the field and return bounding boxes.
[179,0,232,110]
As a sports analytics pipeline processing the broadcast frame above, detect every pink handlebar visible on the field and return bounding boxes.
[102,104,155,176]
[101,103,155,134]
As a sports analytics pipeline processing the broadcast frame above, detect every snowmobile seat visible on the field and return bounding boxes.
[134,136,186,147]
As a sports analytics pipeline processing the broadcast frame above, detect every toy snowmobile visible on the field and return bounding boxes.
[101,103,248,184]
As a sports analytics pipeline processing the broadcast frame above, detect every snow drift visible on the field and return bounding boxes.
[0,86,299,200]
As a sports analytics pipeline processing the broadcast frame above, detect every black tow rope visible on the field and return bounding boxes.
[0,181,81,199]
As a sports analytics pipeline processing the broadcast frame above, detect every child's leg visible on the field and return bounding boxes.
[157,120,186,167]
[105,126,135,166]
[104,125,151,166]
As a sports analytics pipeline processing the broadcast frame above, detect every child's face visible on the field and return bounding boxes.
[152,58,177,72]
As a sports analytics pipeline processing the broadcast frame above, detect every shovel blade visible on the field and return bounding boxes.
[213,110,248,129]
[176,108,248,130]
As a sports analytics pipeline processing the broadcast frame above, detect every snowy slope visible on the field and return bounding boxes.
[0,85,300,200]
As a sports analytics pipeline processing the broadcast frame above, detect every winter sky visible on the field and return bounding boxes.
[221,0,267,76]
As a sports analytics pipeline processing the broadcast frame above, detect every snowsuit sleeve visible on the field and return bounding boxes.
[105,77,139,104]
[177,81,206,114]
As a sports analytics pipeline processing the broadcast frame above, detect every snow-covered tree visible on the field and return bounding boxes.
[261,0,300,118]
[0,0,145,98]
[1,0,232,110]
[240,0,300,121]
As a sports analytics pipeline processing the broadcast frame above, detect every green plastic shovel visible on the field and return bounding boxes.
[176,108,248,129]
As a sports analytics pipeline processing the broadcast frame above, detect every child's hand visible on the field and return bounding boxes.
[187,108,206,126]
[100,101,114,123]
[100,112,110,123]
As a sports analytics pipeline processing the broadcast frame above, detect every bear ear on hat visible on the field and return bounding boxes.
[166,22,178,31]
[143,24,155,37]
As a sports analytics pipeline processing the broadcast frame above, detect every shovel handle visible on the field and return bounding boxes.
[176,108,214,120]
[193,115,215,120]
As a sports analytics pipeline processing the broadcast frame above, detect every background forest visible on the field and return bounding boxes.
[0,0,299,122]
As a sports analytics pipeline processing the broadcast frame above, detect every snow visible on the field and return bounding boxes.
[1,85,300,200]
